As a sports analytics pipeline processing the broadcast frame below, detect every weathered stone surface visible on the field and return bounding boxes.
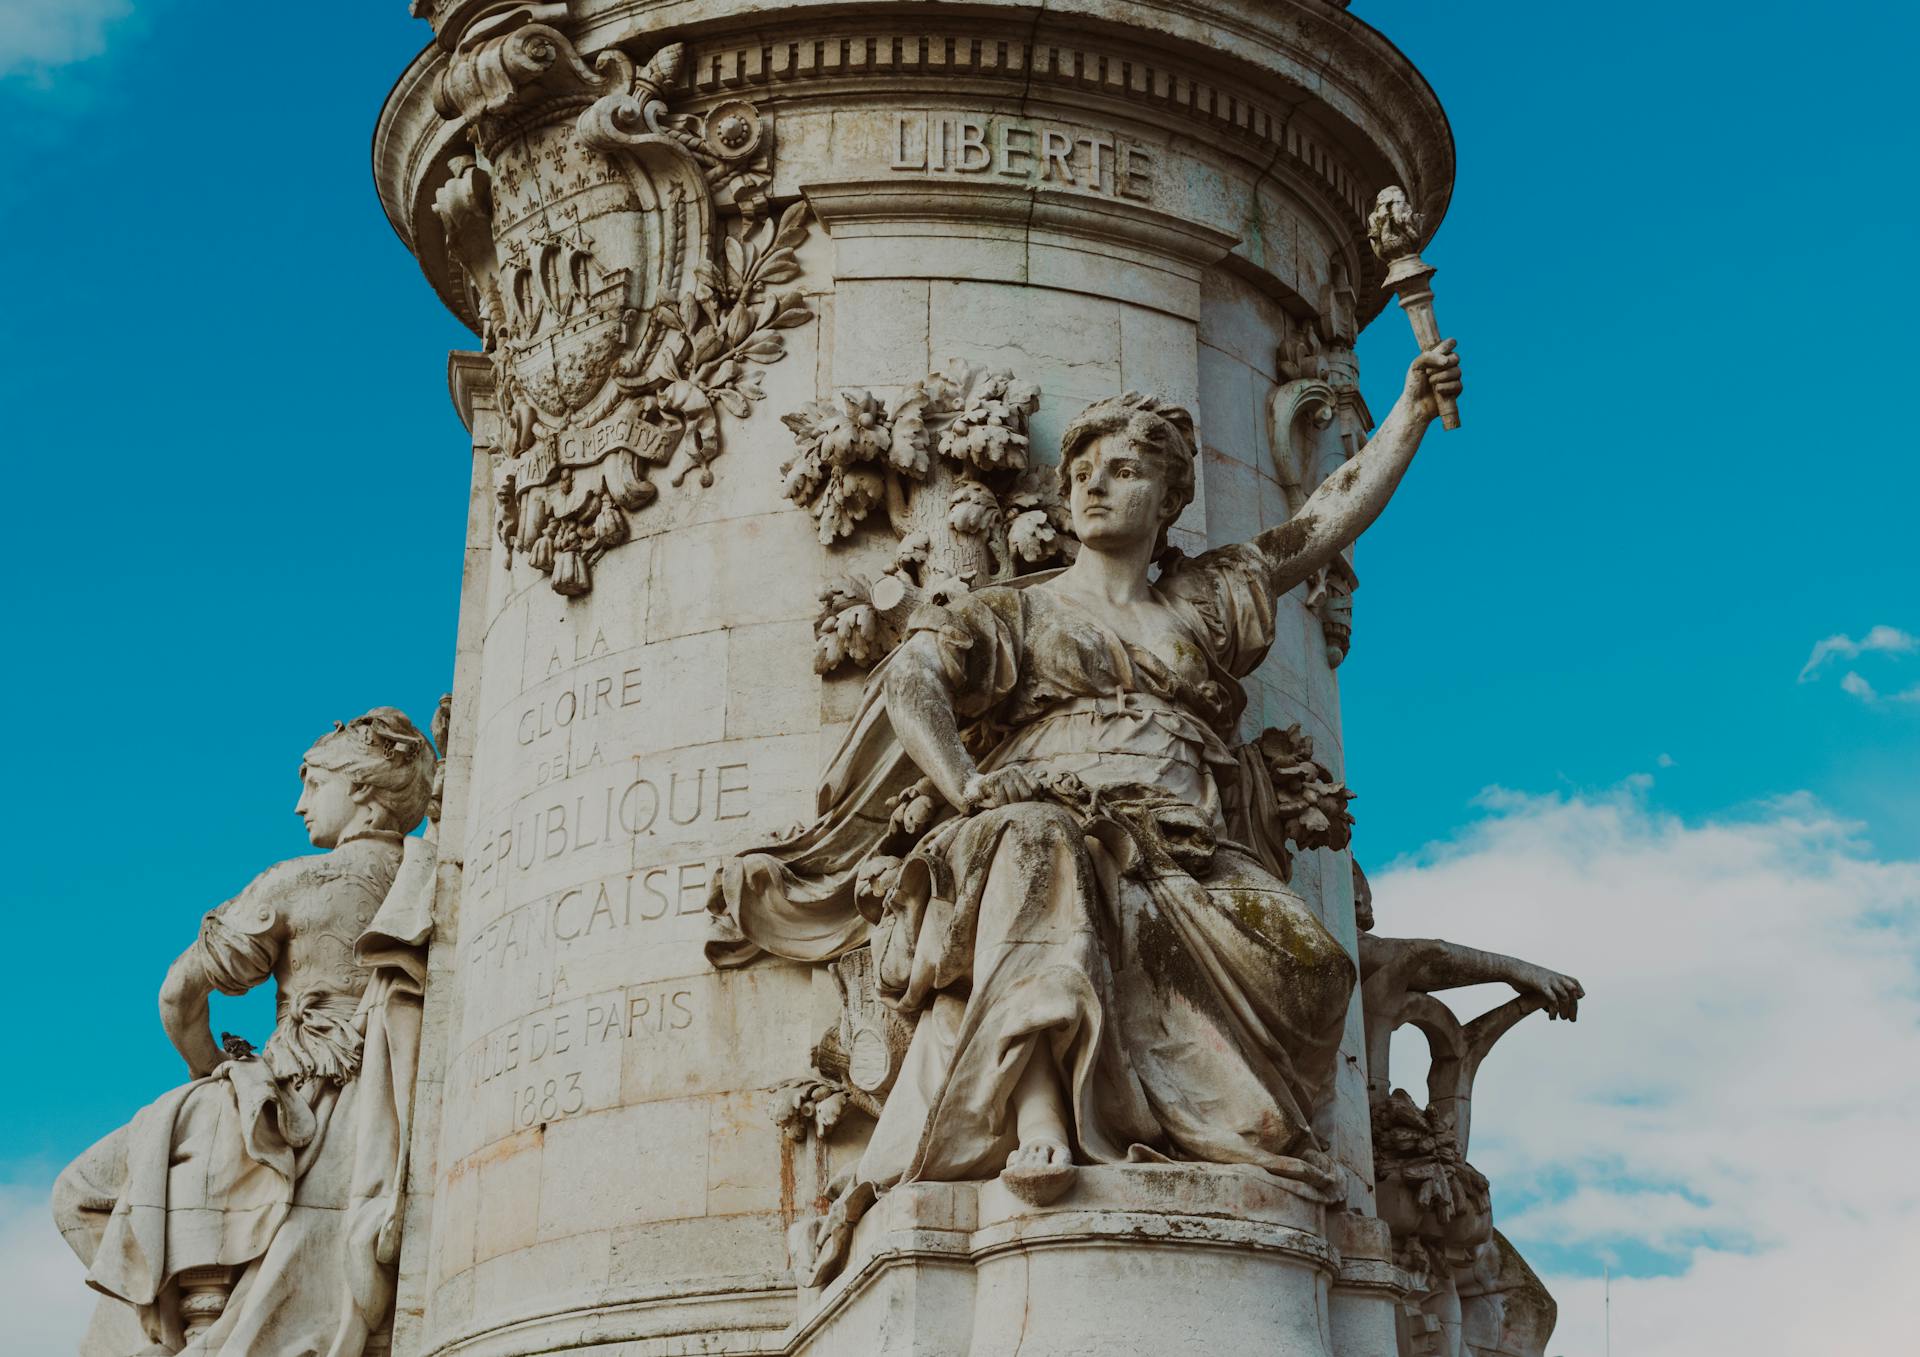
[792,1165,1340,1356]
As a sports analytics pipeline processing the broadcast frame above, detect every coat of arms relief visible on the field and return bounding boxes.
[431,15,814,595]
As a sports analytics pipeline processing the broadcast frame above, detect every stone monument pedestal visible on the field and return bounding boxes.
[43,6,1583,1354]
[793,1166,1404,1356]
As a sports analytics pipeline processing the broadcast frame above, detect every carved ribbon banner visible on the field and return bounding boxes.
[431,20,813,595]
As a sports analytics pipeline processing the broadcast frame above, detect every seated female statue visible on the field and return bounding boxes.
[53,708,439,1356]
[707,343,1463,1277]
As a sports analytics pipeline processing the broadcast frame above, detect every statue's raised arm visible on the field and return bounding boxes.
[1252,340,1462,597]
[711,383,1389,1286]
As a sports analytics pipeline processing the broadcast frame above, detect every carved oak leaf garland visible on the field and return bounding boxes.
[778,360,1073,673]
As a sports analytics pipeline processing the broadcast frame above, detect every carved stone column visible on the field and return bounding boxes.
[375,3,1451,1353]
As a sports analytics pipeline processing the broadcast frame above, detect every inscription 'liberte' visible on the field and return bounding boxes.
[889,112,1153,200]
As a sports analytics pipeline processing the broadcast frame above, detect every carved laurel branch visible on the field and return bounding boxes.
[650,202,814,485]
[779,360,1073,673]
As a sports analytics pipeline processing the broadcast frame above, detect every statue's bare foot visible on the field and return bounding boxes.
[1002,1136,1075,1205]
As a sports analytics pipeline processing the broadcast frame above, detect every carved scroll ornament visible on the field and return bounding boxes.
[1272,316,1365,667]
[431,19,813,595]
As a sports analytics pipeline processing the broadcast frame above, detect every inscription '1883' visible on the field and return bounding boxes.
[469,983,698,1107]
[889,112,1153,200]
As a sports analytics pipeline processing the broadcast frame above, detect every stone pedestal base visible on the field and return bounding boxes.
[790,1164,1400,1356]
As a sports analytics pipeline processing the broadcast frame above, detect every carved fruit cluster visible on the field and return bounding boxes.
[780,361,1074,673]
[1249,723,1354,881]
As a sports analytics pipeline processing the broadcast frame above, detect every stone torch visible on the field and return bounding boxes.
[1367,185,1460,430]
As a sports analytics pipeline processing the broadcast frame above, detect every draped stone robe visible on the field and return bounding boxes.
[709,544,1356,1200]
[54,832,435,1356]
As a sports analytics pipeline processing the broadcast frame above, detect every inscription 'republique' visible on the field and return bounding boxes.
[888,112,1153,200]
[471,761,752,897]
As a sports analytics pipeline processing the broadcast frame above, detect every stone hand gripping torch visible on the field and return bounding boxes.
[1367,185,1460,430]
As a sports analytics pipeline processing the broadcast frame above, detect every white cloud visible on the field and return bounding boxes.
[1840,670,1877,701]
[0,1178,97,1353]
[1375,785,1920,1357]
[0,0,133,77]
[1798,624,1916,681]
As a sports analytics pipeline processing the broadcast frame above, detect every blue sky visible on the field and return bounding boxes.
[2,3,1916,1353]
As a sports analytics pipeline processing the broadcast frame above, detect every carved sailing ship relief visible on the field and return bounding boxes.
[432,20,814,595]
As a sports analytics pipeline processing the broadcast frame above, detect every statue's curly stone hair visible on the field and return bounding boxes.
[301,707,439,834]
[1057,392,1198,559]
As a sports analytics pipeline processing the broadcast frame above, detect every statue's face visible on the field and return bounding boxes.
[1066,432,1172,552]
[295,764,357,848]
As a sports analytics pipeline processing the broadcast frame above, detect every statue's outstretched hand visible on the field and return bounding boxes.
[963,767,1042,812]
[1514,963,1583,1021]
[1404,339,1463,424]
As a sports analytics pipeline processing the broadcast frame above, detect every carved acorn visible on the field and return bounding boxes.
[591,494,628,549]
[552,550,589,595]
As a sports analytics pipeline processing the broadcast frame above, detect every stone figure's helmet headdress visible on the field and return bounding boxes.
[301,707,439,834]
[1057,392,1199,559]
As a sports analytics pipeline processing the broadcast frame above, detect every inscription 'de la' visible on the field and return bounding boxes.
[889,112,1153,200]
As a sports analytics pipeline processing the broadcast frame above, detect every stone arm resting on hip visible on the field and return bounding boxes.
[159,945,228,1081]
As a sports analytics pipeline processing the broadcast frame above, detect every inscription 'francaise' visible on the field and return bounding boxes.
[889,113,1153,200]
